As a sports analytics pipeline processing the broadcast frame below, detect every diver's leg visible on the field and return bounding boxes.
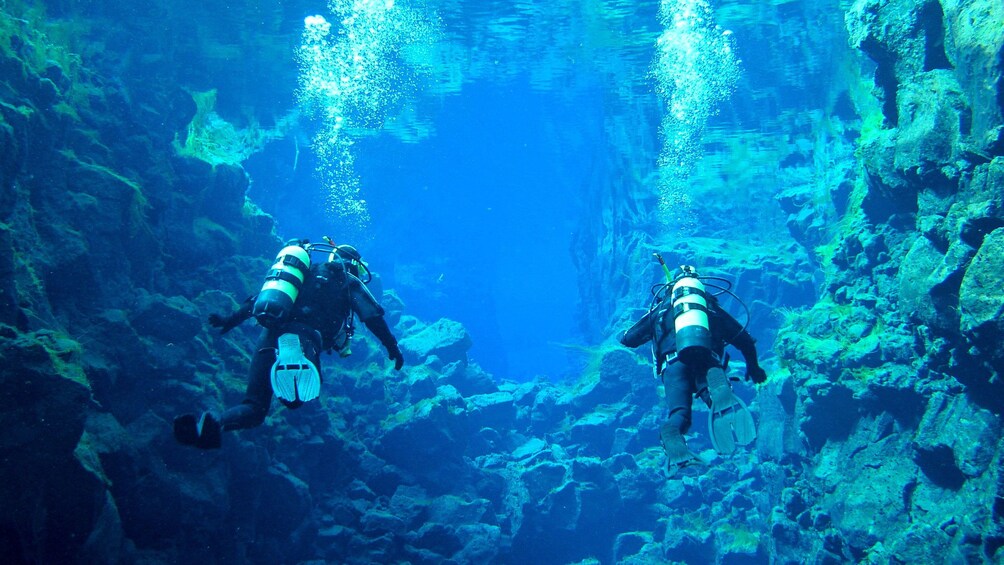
[663,361,696,436]
[221,342,276,431]
[174,333,276,448]
[660,361,703,474]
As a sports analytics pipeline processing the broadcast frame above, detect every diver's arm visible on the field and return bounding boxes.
[350,277,403,370]
[347,276,385,320]
[363,316,404,370]
[208,295,255,334]
[718,308,766,384]
[620,309,655,348]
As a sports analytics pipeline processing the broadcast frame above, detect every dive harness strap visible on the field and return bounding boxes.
[271,333,321,403]
[264,268,305,289]
[281,254,309,272]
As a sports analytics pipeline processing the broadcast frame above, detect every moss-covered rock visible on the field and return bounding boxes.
[894,70,968,174]
[375,385,470,473]
[898,234,969,331]
[941,0,1004,152]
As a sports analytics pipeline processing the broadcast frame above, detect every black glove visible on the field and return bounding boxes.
[746,364,767,384]
[364,316,403,370]
[387,343,404,371]
[208,313,240,334]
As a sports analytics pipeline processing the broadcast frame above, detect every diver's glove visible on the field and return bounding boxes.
[746,364,767,384]
[208,296,254,334]
[365,316,404,371]
[387,342,404,371]
[208,313,241,334]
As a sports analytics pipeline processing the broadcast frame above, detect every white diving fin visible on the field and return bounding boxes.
[271,333,321,403]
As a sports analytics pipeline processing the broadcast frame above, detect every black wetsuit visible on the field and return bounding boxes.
[221,260,397,431]
[620,295,759,436]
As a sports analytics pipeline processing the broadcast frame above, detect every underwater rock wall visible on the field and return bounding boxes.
[774,0,1004,561]
[0,5,285,561]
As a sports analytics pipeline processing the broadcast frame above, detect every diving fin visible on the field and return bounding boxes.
[173,412,222,449]
[174,414,198,446]
[706,367,756,455]
[196,412,222,449]
[271,333,321,403]
[660,424,707,477]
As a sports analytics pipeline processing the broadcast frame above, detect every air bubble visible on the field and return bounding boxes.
[296,1,442,225]
[651,0,740,227]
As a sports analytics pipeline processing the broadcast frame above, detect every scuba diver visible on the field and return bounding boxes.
[619,255,767,475]
[174,238,404,449]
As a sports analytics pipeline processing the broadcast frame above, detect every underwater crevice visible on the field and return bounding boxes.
[959,106,973,136]
[861,171,919,224]
[902,478,918,520]
[859,36,899,127]
[913,444,965,491]
[988,537,1004,562]
[927,268,964,332]
[801,385,858,452]
[950,348,1004,416]
[863,386,926,429]
[920,1,952,72]
[959,217,1004,249]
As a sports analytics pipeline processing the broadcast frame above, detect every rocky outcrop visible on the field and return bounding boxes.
[0,5,289,561]
[399,318,473,367]
[774,0,1004,561]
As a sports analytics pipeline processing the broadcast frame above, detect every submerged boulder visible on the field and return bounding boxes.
[898,235,968,331]
[894,70,967,174]
[0,330,108,562]
[959,228,1004,343]
[941,0,1004,152]
[374,386,470,472]
[913,393,997,483]
[400,319,473,366]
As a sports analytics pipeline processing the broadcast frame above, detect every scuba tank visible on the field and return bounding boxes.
[653,254,713,364]
[253,244,312,328]
[671,264,713,363]
[650,253,752,367]
[251,237,376,347]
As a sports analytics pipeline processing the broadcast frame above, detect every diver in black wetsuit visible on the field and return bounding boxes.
[174,240,404,449]
[619,260,767,475]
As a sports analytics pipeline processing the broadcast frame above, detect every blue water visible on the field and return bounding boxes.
[249,80,607,380]
[15,0,1002,563]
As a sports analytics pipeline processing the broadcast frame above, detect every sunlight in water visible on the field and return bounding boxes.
[296,1,442,226]
[652,0,740,230]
